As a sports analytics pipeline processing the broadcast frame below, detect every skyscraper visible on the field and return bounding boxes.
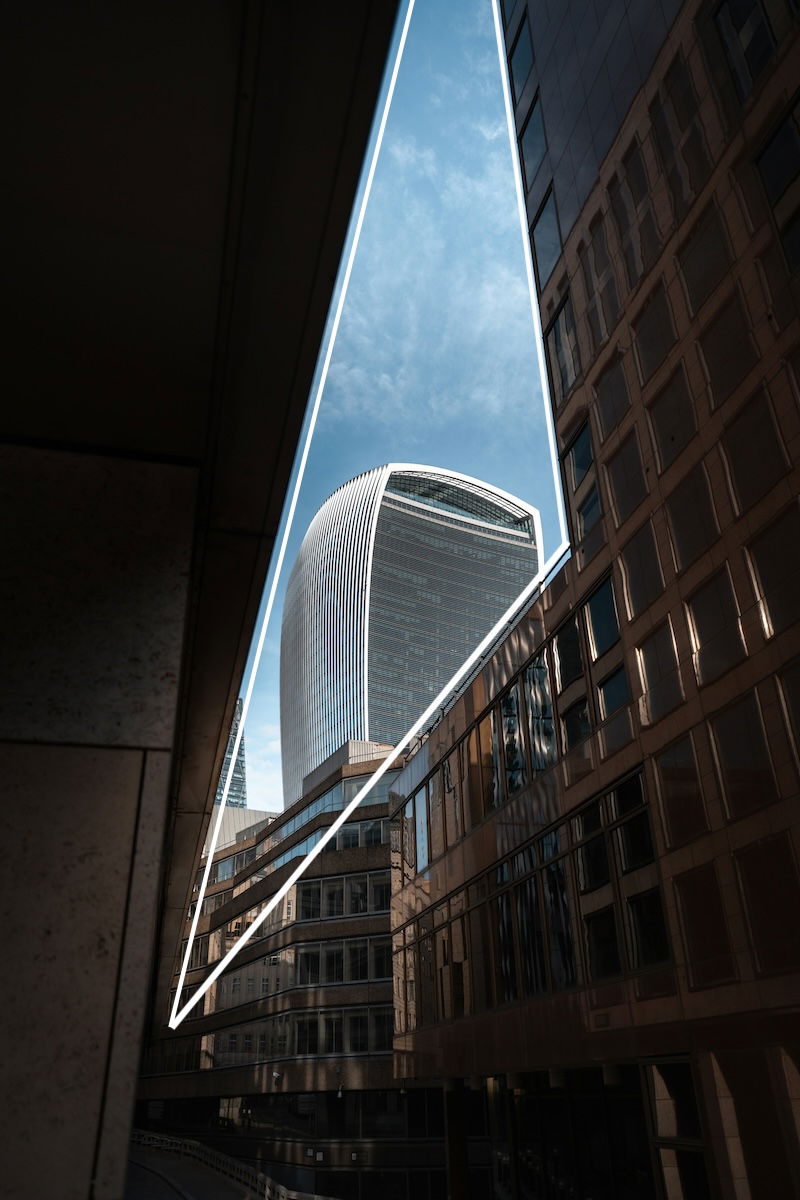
[214,697,247,808]
[280,464,542,802]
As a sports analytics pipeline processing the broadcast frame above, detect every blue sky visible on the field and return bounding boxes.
[241,0,561,811]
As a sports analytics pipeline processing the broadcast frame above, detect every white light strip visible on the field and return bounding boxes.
[171,547,561,1028]
[169,0,418,1030]
[489,0,569,550]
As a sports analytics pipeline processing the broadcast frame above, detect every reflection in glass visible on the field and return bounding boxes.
[532,190,562,287]
[519,99,546,189]
[500,683,527,794]
[525,655,557,770]
[586,577,620,659]
[544,859,577,988]
[554,619,583,691]
[510,19,534,103]
[515,876,547,994]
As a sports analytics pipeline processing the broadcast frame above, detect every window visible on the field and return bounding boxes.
[500,683,527,795]
[297,945,320,985]
[711,690,776,818]
[678,205,731,313]
[579,214,620,351]
[648,366,696,472]
[577,485,602,539]
[747,503,800,636]
[633,283,676,383]
[715,0,775,100]
[323,1013,343,1054]
[546,295,581,406]
[637,621,683,723]
[347,940,369,981]
[686,568,745,685]
[585,577,620,659]
[620,520,664,619]
[510,18,534,103]
[608,140,660,287]
[347,874,368,914]
[348,1012,369,1053]
[566,424,592,491]
[698,292,758,407]
[299,881,321,920]
[628,890,670,967]
[757,104,800,272]
[370,871,391,912]
[519,98,546,190]
[599,667,630,718]
[372,937,392,979]
[665,463,719,570]
[674,863,736,987]
[735,835,800,973]
[562,698,591,750]
[414,788,429,873]
[650,54,711,221]
[585,907,621,979]
[339,823,359,850]
[532,190,562,287]
[524,655,557,770]
[655,735,708,846]
[296,1014,319,1055]
[606,432,648,525]
[323,877,344,917]
[594,355,630,440]
[722,391,787,513]
[554,618,583,690]
[614,810,654,872]
[324,943,344,983]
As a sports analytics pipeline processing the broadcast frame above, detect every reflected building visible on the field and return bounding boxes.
[214,697,248,808]
[390,1,800,1198]
[280,465,542,803]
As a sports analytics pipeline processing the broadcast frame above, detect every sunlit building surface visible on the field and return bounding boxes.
[390,0,800,1197]
[280,465,542,804]
[214,697,248,807]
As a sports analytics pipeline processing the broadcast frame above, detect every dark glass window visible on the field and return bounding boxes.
[562,698,591,750]
[614,811,654,872]
[577,485,602,539]
[347,941,369,981]
[620,520,664,618]
[554,618,583,690]
[532,190,562,287]
[735,835,800,973]
[525,655,557,770]
[606,432,648,525]
[651,1062,703,1139]
[594,355,630,440]
[543,859,577,988]
[585,907,621,979]
[500,683,527,795]
[638,621,683,723]
[650,55,711,221]
[711,690,776,818]
[576,834,610,893]
[665,463,719,571]
[608,140,660,287]
[648,366,696,472]
[520,99,546,190]
[585,577,620,659]
[479,712,502,811]
[633,283,676,383]
[655,735,708,847]
[347,875,368,915]
[567,424,593,490]
[629,890,670,966]
[748,502,800,636]
[678,205,731,313]
[599,667,630,718]
[515,877,547,994]
[510,19,534,103]
[674,863,737,987]
[722,391,787,513]
[546,295,581,406]
[414,787,429,873]
[715,0,775,99]
[699,293,758,407]
[580,214,620,351]
[758,110,800,203]
[300,881,321,920]
[687,568,745,685]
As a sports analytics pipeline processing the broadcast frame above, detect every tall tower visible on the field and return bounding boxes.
[280,464,542,803]
[214,696,247,807]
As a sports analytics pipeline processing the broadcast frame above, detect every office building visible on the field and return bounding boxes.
[390,1,800,1197]
[281,465,542,803]
[214,697,248,807]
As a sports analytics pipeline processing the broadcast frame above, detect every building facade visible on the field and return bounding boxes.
[390,0,800,1197]
[280,465,542,804]
[138,755,461,1199]
[215,697,248,807]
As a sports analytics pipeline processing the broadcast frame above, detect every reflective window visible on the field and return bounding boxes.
[532,190,562,287]
[633,283,676,383]
[562,698,591,750]
[428,770,444,861]
[699,292,758,407]
[543,859,577,988]
[608,140,660,287]
[620,520,664,620]
[748,502,800,638]
[722,391,787,513]
[678,205,730,313]
[710,690,776,818]
[715,0,775,99]
[554,618,583,690]
[585,907,621,979]
[546,295,581,406]
[665,463,719,571]
[567,424,593,490]
[524,655,557,771]
[414,788,429,873]
[650,54,711,222]
[606,432,648,525]
[629,890,670,967]
[510,18,534,103]
[519,98,546,190]
[577,485,602,539]
[594,355,630,440]
[585,577,620,659]
[648,366,696,474]
[686,568,745,685]
[735,835,800,973]
[655,735,708,847]
[514,876,547,994]
[637,621,683,723]
[579,213,620,352]
[500,683,527,795]
[598,667,630,718]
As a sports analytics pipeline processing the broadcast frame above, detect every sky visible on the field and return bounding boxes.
[239,0,562,812]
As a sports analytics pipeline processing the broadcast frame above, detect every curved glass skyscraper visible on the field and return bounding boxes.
[280,465,542,803]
